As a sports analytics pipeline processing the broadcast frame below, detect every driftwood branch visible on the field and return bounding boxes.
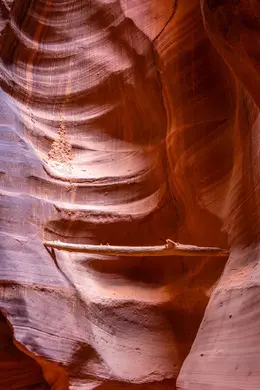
[44,239,229,257]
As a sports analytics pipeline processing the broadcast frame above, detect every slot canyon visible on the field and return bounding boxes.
[0,0,260,389]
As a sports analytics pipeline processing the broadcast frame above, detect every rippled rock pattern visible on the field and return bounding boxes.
[0,0,259,389]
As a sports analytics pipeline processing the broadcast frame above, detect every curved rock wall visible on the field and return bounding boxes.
[176,1,260,389]
[0,1,259,389]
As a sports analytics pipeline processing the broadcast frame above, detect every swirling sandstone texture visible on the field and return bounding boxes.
[0,0,259,389]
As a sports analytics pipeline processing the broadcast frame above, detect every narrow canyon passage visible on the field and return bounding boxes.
[0,1,259,390]
[0,311,50,389]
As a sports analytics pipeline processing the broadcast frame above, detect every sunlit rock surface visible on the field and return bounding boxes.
[0,1,259,389]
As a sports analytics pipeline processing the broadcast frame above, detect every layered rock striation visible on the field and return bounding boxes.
[0,1,259,389]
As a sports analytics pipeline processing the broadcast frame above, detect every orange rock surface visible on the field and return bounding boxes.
[0,1,259,389]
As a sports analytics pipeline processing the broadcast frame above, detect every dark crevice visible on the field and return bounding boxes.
[150,4,181,231]
[0,310,51,390]
[152,0,178,43]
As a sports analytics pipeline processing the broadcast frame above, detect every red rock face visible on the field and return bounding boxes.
[0,1,259,389]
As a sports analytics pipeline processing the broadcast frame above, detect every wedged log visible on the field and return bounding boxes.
[0,0,227,389]
[1,0,259,389]
[44,240,229,257]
